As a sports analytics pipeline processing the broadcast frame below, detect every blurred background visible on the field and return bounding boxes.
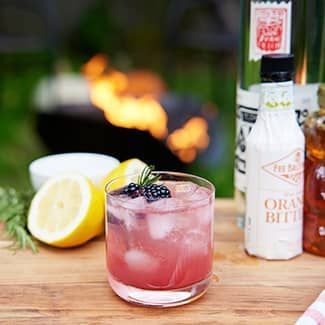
[0,0,239,197]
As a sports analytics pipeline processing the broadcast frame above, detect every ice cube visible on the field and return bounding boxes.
[169,181,197,199]
[110,197,148,230]
[123,196,147,209]
[147,213,175,239]
[195,203,214,225]
[150,197,183,211]
[124,249,159,273]
[120,207,143,231]
[107,205,124,225]
[184,229,210,255]
[106,204,135,230]
[123,197,150,229]
[107,213,123,225]
[186,187,211,202]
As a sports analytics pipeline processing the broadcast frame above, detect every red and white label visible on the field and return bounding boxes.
[262,149,304,186]
[249,1,292,61]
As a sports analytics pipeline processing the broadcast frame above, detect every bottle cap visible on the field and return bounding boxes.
[261,54,294,82]
[318,84,325,108]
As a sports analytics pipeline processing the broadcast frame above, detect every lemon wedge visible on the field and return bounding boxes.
[28,174,104,248]
[101,158,147,192]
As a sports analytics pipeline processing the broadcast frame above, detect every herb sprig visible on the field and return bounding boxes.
[137,165,161,186]
[0,187,38,253]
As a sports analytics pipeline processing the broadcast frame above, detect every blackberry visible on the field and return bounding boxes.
[123,179,171,202]
[142,184,171,202]
[122,182,140,198]
[159,186,171,198]
[143,184,156,192]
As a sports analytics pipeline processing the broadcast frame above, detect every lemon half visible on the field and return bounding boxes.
[101,158,147,192]
[28,174,104,248]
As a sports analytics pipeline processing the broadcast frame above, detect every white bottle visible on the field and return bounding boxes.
[245,54,305,260]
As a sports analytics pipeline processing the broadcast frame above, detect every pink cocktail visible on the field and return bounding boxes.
[105,171,215,307]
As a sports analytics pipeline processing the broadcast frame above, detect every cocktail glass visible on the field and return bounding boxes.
[105,171,215,307]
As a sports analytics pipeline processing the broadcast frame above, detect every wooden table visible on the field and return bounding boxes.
[0,199,324,324]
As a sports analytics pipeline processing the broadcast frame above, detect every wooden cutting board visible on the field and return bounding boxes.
[0,199,324,325]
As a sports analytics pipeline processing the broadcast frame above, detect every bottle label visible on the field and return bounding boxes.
[249,1,292,61]
[235,88,260,192]
[262,149,304,185]
[261,81,293,111]
[245,147,304,259]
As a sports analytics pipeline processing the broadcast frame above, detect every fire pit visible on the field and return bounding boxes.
[34,54,217,170]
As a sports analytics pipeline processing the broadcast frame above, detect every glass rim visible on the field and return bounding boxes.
[105,171,215,212]
[105,170,215,194]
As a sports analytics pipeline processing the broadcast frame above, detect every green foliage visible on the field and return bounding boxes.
[68,0,121,59]
[0,53,47,188]
[0,187,37,252]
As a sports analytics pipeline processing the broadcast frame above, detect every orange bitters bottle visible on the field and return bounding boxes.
[303,84,325,256]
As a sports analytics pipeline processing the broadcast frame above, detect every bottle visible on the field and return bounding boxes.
[303,84,325,256]
[235,0,293,228]
[235,0,323,228]
[245,54,305,260]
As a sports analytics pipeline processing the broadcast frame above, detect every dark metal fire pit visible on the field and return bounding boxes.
[36,92,217,171]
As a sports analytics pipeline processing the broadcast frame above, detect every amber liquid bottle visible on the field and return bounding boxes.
[303,84,325,256]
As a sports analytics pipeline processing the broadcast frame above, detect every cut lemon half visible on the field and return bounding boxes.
[28,174,104,248]
[101,158,147,192]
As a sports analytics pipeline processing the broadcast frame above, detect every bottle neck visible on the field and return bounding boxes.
[260,80,293,111]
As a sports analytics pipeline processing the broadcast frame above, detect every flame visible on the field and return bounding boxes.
[167,117,210,162]
[82,55,168,139]
[82,54,210,162]
[82,54,108,81]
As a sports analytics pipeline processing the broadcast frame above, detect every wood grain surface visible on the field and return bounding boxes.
[0,199,324,325]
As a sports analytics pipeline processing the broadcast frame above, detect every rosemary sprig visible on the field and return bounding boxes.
[0,187,38,253]
[137,165,161,186]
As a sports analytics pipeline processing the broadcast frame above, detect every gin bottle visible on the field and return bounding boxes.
[235,0,293,227]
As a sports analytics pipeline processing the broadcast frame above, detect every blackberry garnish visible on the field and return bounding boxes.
[122,182,140,198]
[143,184,171,202]
[122,166,171,202]
[159,185,171,198]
